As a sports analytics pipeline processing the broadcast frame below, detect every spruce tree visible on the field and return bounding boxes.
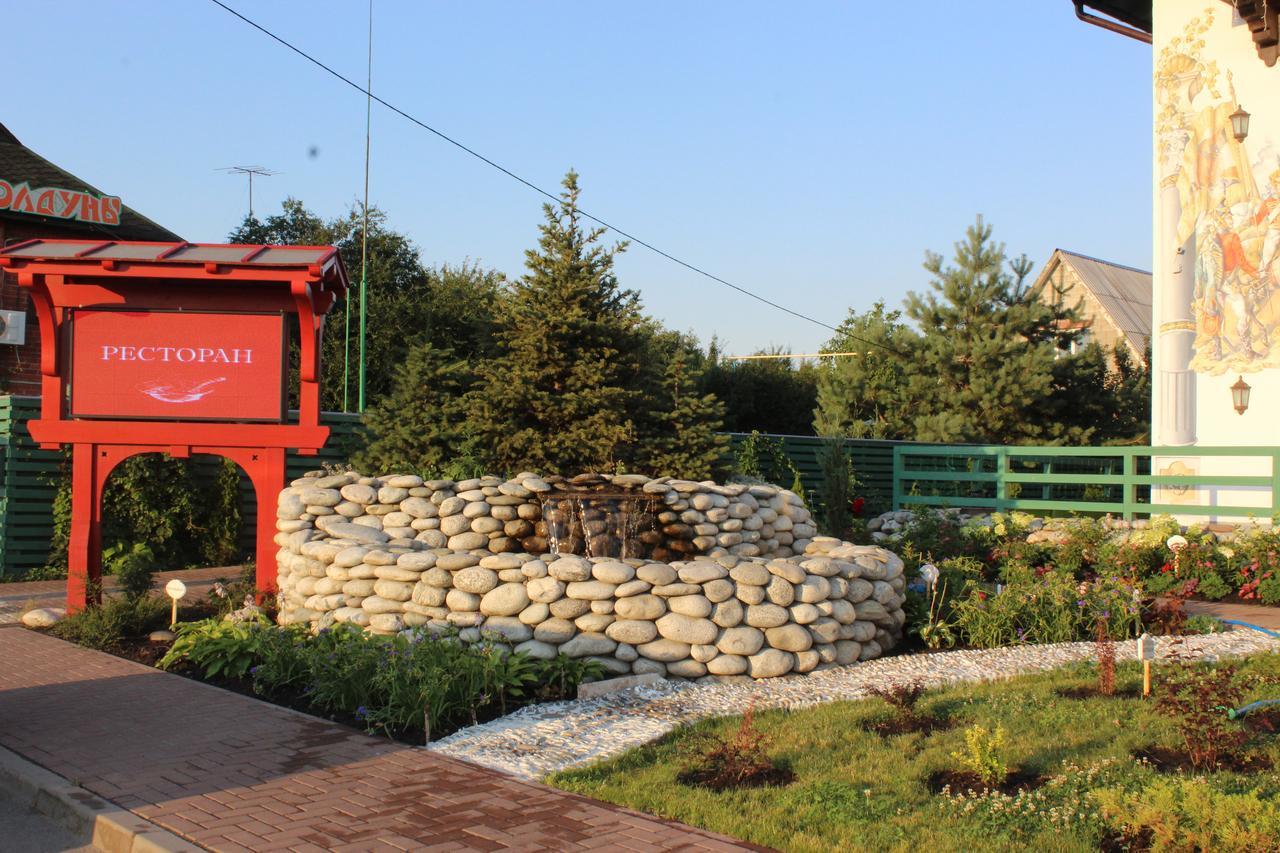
[353,342,476,476]
[813,301,918,439]
[466,171,648,474]
[638,342,729,479]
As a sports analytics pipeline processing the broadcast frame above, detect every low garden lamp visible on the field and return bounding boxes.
[1166,534,1188,553]
[1231,375,1251,415]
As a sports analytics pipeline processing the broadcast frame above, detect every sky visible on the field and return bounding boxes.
[7,1,1152,356]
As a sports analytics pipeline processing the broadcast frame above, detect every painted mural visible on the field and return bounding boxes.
[1157,5,1280,376]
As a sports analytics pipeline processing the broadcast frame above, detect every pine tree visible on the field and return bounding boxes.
[638,342,729,479]
[466,171,649,474]
[902,216,1083,444]
[352,342,476,476]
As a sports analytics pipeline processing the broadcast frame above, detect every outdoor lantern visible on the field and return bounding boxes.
[1231,375,1251,415]
[1230,105,1251,142]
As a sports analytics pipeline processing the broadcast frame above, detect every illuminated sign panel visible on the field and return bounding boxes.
[0,180,122,226]
[70,310,285,421]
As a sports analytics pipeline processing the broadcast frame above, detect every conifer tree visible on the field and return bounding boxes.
[638,341,729,479]
[902,216,1083,444]
[353,342,476,476]
[466,171,648,474]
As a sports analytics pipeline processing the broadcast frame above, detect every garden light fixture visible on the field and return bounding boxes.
[1230,104,1251,142]
[1231,375,1251,414]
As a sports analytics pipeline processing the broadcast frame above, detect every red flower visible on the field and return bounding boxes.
[849,497,865,517]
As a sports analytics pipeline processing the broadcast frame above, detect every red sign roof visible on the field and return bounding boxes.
[0,238,341,272]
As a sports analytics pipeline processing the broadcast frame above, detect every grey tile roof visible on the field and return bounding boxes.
[0,122,181,243]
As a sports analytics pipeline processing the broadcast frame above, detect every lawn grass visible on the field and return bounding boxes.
[548,655,1280,852]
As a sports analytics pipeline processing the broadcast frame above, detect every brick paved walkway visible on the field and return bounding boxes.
[0,566,238,624]
[0,627,757,852]
[1182,599,1280,631]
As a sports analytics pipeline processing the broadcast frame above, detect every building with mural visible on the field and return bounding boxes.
[0,122,180,396]
[1080,1,1278,515]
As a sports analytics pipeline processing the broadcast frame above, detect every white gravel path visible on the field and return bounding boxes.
[428,630,1280,780]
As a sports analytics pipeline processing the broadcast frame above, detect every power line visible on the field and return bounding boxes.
[205,0,900,352]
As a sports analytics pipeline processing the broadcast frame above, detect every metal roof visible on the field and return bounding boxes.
[1037,248,1152,358]
[0,239,337,269]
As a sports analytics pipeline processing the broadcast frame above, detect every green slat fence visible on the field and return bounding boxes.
[723,433,906,516]
[893,444,1280,521]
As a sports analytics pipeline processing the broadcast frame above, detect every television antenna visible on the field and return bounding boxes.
[218,165,279,218]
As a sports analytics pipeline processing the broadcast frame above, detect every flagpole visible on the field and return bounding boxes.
[358,0,373,412]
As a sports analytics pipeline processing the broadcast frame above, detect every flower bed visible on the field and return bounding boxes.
[158,617,601,742]
[869,509,1279,650]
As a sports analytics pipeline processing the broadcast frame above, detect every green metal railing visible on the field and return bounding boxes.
[892,445,1280,520]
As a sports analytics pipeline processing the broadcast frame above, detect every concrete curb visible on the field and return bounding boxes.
[0,745,200,852]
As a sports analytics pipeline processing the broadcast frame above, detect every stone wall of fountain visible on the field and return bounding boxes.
[274,471,907,681]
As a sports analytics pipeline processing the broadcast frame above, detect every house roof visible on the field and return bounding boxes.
[0,122,181,243]
[1076,1,1151,34]
[1035,248,1152,358]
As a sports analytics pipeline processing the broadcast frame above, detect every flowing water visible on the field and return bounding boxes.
[541,492,660,559]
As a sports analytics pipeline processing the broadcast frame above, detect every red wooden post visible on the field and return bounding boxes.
[66,443,101,612]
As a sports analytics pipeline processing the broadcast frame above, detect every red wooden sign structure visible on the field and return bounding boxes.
[0,239,349,611]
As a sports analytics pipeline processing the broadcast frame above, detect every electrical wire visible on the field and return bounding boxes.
[206,0,903,352]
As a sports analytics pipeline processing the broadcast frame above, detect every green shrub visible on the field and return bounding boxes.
[1155,661,1249,771]
[104,542,157,601]
[1174,540,1232,600]
[1183,615,1226,635]
[49,596,167,650]
[733,431,800,488]
[47,454,243,571]
[1048,519,1109,576]
[1094,777,1280,852]
[894,508,988,573]
[950,724,1007,787]
[945,568,1142,648]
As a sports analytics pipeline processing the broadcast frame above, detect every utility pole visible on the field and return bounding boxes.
[218,166,278,219]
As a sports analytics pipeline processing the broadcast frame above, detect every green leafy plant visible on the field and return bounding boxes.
[733,431,801,488]
[915,578,957,650]
[950,724,1008,788]
[158,615,273,679]
[946,568,1142,649]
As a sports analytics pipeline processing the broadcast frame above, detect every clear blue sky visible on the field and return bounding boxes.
[8,1,1151,356]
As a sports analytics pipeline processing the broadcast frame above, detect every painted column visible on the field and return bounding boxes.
[1157,172,1197,446]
